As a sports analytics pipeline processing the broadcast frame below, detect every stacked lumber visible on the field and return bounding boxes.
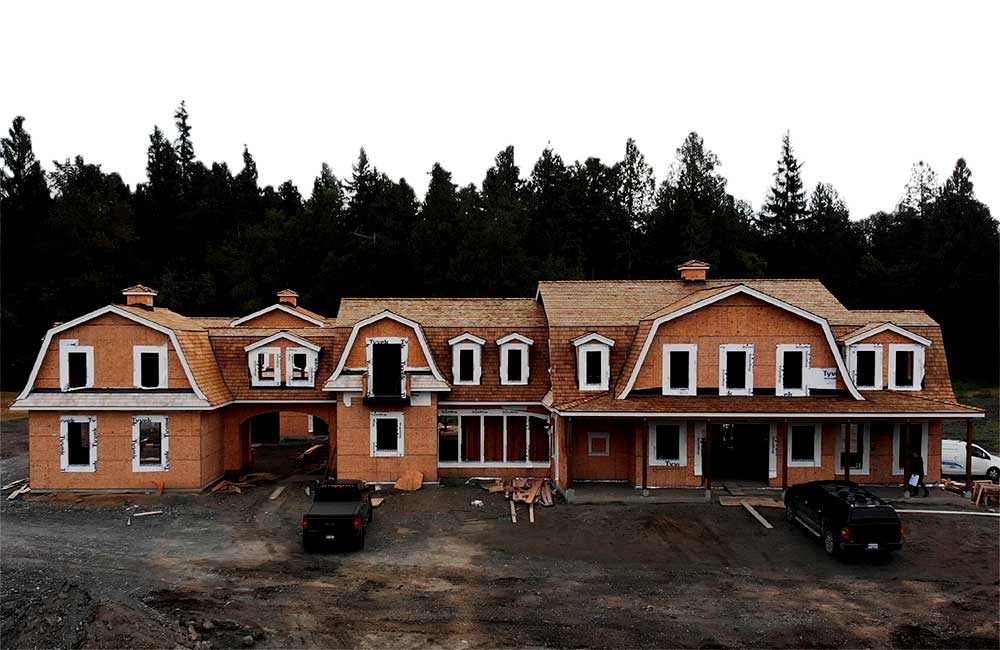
[972,480,999,506]
[478,478,556,523]
[942,478,966,494]
[210,473,279,495]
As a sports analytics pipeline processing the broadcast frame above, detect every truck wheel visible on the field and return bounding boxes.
[987,467,999,483]
[785,503,796,523]
[822,521,838,556]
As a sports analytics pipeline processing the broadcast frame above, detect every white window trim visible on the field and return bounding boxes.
[371,411,405,457]
[59,339,94,392]
[435,411,551,468]
[787,421,822,467]
[588,431,610,456]
[835,422,870,475]
[847,343,883,390]
[451,342,483,386]
[577,342,611,391]
[60,415,97,472]
[888,343,925,391]
[719,344,754,396]
[648,420,688,466]
[133,344,168,389]
[131,415,169,472]
[892,420,929,475]
[285,347,318,387]
[775,344,810,397]
[662,344,698,396]
[365,337,409,397]
[499,341,531,386]
[248,347,282,387]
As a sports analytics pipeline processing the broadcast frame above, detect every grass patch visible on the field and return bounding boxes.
[953,382,999,399]
[1,391,27,422]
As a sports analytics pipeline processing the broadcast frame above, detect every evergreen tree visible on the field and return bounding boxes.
[174,100,196,189]
[802,182,864,295]
[569,157,620,280]
[481,146,531,294]
[758,132,807,275]
[527,147,580,279]
[613,138,655,277]
[899,160,939,216]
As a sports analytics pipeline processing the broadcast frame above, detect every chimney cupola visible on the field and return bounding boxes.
[122,284,157,309]
[677,260,710,283]
[276,289,299,307]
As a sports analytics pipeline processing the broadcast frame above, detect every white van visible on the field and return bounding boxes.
[941,439,999,482]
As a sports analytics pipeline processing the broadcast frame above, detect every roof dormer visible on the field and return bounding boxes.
[448,333,486,385]
[496,333,533,386]
[572,332,615,391]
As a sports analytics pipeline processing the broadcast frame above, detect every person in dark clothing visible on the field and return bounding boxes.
[910,450,930,497]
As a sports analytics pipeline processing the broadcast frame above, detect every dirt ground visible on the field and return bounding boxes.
[2,419,999,649]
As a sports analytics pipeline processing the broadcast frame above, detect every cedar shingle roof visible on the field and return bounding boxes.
[336,298,546,328]
[829,310,938,327]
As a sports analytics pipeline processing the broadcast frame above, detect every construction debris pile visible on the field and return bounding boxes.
[210,473,279,495]
[3,478,30,500]
[943,478,1000,506]
[478,478,556,524]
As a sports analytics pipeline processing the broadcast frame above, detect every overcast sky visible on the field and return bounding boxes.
[4,1,997,218]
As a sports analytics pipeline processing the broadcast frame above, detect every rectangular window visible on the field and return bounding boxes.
[60,416,96,472]
[68,353,88,388]
[371,343,403,396]
[250,347,282,386]
[461,416,481,462]
[655,424,681,461]
[894,350,914,387]
[836,423,869,475]
[584,350,602,386]
[483,416,504,462]
[588,431,610,456]
[782,351,803,389]
[789,424,820,466]
[291,353,308,378]
[459,348,475,383]
[140,353,161,387]
[894,422,927,473]
[719,344,754,395]
[438,415,459,462]
[528,417,549,462]
[669,351,690,389]
[663,344,697,395]
[506,348,523,383]
[726,351,746,389]
[371,412,404,457]
[284,347,317,387]
[856,350,876,387]
[60,340,94,391]
[505,416,527,462]
[132,416,169,472]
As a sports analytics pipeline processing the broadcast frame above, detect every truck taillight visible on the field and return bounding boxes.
[840,526,850,541]
[899,525,905,539]
[302,517,309,530]
[353,516,361,530]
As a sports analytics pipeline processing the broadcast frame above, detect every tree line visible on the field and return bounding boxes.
[1,105,997,389]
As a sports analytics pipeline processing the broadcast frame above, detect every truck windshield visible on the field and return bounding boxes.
[314,485,362,501]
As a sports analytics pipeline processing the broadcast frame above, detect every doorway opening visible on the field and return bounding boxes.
[711,423,770,482]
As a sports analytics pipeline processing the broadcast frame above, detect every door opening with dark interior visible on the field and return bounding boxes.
[710,422,770,482]
[371,343,403,397]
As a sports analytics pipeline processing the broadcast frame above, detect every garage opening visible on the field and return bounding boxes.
[239,410,332,475]
[711,423,770,482]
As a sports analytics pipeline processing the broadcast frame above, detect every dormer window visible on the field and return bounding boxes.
[59,339,94,391]
[719,344,754,396]
[776,344,810,397]
[448,333,485,385]
[497,333,533,386]
[572,333,614,391]
[285,346,319,387]
[133,344,168,389]
[848,343,883,390]
[888,344,924,391]
[367,337,408,397]
[662,344,697,395]
[249,347,281,386]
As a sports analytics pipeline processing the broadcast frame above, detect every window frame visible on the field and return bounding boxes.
[59,339,94,392]
[718,344,754,396]
[888,343,925,391]
[577,342,611,391]
[451,342,483,386]
[131,415,170,472]
[648,420,688,467]
[787,421,822,467]
[248,347,282,387]
[133,344,168,390]
[497,334,533,386]
[835,422,870,475]
[284,346,318,387]
[775,344,810,397]
[892,419,929,475]
[847,343,883,390]
[436,410,550,468]
[662,344,698,396]
[60,415,97,472]
[370,411,405,457]
[587,431,610,457]
[366,337,409,397]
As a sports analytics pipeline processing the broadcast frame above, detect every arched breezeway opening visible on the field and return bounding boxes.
[223,403,337,479]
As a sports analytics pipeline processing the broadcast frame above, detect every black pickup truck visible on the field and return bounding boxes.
[301,479,374,552]
[784,480,903,557]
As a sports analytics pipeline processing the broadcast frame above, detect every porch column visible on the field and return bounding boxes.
[965,419,974,496]
[704,418,713,492]
[903,418,911,496]
[641,420,648,495]
[844,419,851,482]
[781,419,789,491]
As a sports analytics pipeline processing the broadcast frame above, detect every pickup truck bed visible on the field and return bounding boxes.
[301,480,373,551]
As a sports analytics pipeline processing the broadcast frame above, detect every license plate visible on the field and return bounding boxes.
[325,535,336,540]
[867,543,878,550]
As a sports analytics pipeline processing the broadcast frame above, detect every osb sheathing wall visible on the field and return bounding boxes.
[341,319,430,368]
[219,403,337,474]
[234,310,324,329]
[336,397,439,483]
[29,411,205,490]
[279,412,311,437]
[199,410,225,485]
[33,313,191,390]
[568,418,636,481]
[631,295,845,392]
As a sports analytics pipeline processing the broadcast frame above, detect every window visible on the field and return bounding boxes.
[59,340,94,391]
[888,344,924,391]
[588,431,610,456]
[370,412,404,456]
[719,344,753,396]
[788,422,821,467]
[776,344,810,397]
[573,334,614,391]
[285,347,318,387]
[448,334,485,385]
[497,333,533,386]
[60,416,96,472]
[893,421,928,475]
[836,423,870,475]
[648,421,687,466]
[133,344,168,389]
[848,344,882,390]
[437,412,549,465]
[249,347,282,387]
[662,344,697,395]
[132,416,169,472]
[370,342,404,396]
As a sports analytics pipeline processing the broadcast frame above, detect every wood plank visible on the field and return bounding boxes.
[1,478,28,491]
[742,501,773,529]
[509,500,517,524]
[371,497,384,508]
[896,509,1000,517]
[268,486,286,500]
[132,510,163,517]
[525,479,543,503]
[529,503,535,524]
[720,496,784,508]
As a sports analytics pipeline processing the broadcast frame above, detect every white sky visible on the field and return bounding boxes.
[4,0,997,218]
